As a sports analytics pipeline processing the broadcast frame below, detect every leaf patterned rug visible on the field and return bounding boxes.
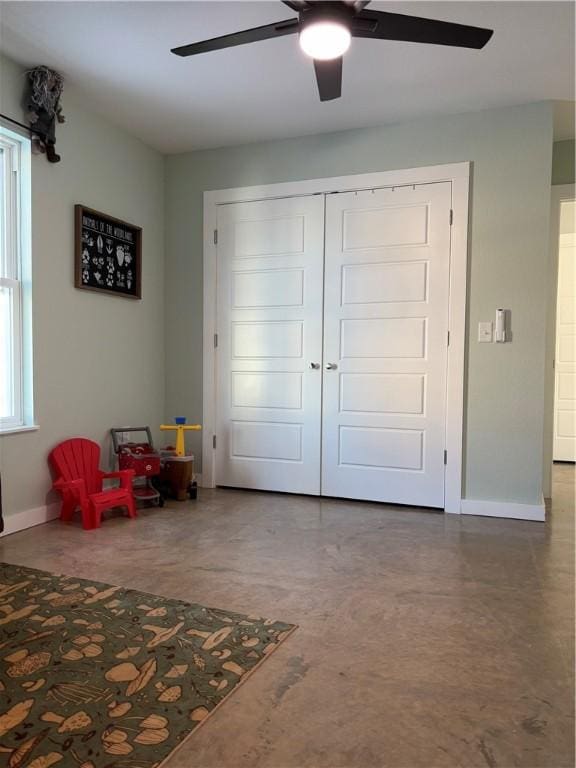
[0,562,296,768]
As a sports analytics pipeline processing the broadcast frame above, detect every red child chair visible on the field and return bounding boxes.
[49,438,136,530]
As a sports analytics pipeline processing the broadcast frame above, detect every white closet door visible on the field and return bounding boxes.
[215,195,324,494]
[322,183,452,507]
[554,232,576,461]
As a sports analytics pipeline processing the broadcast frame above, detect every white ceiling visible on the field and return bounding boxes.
[0,1,573,153]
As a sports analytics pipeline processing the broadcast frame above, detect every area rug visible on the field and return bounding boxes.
[0,562,296,768]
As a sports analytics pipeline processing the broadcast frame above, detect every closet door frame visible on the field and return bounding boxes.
[202,162,470,514]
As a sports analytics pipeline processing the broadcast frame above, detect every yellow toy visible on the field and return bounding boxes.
[160,418,201,457]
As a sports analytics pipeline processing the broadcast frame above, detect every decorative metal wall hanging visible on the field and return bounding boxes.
[24,65,65,163]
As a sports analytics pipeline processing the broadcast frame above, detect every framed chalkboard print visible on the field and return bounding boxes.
[75,205,142,299]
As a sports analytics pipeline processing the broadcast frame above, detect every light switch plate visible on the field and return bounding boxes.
[478,321,493,343]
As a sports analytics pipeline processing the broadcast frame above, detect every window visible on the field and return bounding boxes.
[0,126,33,432]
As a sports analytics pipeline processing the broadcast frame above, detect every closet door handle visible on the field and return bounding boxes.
[309,362,320,370]
[325,363,338,370]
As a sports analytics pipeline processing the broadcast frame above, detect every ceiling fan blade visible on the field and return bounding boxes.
[281,0,369,8]
[314,57,343,101]
[353,9,493,49]
[171,18,299,57]
[281,0,308,10]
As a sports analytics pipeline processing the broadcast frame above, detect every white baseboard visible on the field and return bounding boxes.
[460,495,545,522]
[0,503,60,538]
[0,489,543,534]
[0,477,207,536]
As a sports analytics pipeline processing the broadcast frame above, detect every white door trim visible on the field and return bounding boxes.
[543,184,576,496]
[202,162,470,513]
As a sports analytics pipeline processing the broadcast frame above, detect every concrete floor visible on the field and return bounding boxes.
[1,465,574,768]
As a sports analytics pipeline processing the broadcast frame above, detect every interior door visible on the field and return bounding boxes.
[215,195,324,494]
[321,183,452,507]
[554,223,576,462]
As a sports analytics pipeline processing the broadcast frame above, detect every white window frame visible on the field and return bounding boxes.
[0,125,33,433]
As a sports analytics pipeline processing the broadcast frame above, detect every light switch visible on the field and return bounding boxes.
[478,321,493,343]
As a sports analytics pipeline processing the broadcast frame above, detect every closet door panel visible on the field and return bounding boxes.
[322,184,452,507]
[215,196,324,494]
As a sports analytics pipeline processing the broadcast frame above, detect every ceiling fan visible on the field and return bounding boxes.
[171,1,493,102]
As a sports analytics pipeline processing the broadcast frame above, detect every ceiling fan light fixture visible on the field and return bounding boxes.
[299,20,351,60]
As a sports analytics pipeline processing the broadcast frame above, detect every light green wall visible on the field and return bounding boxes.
[552,140,575,185]
[165,102,554,505]
[0,54,165,517]
[0,50,556,512]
